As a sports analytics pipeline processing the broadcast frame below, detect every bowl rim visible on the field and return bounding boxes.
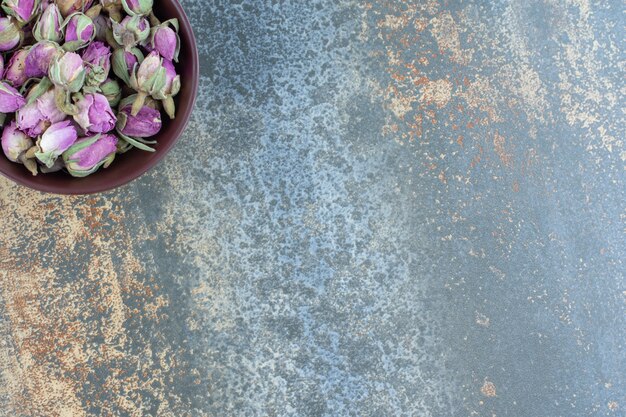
[0,0,200,195]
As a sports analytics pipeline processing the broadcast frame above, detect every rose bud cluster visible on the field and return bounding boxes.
[0,0,182,177]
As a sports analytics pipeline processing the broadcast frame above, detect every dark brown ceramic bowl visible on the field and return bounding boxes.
[0,0,199,195]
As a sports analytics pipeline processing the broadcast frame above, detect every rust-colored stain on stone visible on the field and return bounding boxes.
[0,181,187,415]
[481,380,497,398]
[493,132,512,168]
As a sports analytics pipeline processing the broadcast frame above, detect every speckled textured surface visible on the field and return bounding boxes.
[0,0,624,416]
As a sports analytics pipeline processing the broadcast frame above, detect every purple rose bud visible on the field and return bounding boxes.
[116,94,161,137]
[124,48,138,67]
[63,133,117,177]
[149,19,180,62]
[111,46,142,85]
[63,12,95,51]
[99,77,121,106]
[0,17,22,51]
[161,59,180,96]
[33,3,64,42]
[24,40,61,78]
[35,120,78,167]
[0,80,25,112]
[83,41,111,79]
[121,0,151,16]
[17,88,66,136]
[128,50,168,115]
[111,14,149,50]
[73,92,116,133]
[1,0,39,24]
[0,55,4,78]
[1,121,32,162]
[5,48,29,88]
[155,59,180,119]
[49,51,86,92]
[56,0,93,17]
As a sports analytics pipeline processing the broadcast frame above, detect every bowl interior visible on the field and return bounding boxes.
[0,0,199,195]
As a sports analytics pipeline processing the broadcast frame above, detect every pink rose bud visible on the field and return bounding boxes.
[73,92,116,133]
[116,94,161,137]
[121,0,151,16]
[111,14,149,50]
[82,40,111,68]
[160,59,180,96]
[130,50,164,92]
[82,40,111,85]
[0,80,26,112]
[63,12,95,51]
[111,46,142,85]
[1,121,32,162]
[0,17,22,51]
[4,48,29,88]
[56,0,93,17]
[1,0,40,24]
[35,120,78,167]
[149,19,180,62]
[17,87,66,136]
[63,133,117,177]
[154,59,180,119]
[49,51,86,92]
[25,40,61,78]
[99,77,121,106]
[128,50,167,115]
[33,3,64,42]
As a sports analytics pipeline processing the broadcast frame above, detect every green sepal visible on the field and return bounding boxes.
[116,109,128,130]
[62,40,87,52]
[34,149,58,168]
[112,48,131,85]
[54,86,78,115]
[162,96,175,119]
[118,93,137,109]
[67,68,86,93]
[18,153,38,176]
[24,77,53,104]
[116,137,133,153]
[62,134,101,161]
[84,64,107,87]
[100,79,122,107]
[131,137,157,145]
[116,130,155,152]
[66,161,104,177]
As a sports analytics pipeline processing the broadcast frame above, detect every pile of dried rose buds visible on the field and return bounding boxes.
[0,0,181,177]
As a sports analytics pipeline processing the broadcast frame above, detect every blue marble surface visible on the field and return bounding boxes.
[0,0,624,416]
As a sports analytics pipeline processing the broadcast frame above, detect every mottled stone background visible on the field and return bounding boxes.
[0,0,624,416]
